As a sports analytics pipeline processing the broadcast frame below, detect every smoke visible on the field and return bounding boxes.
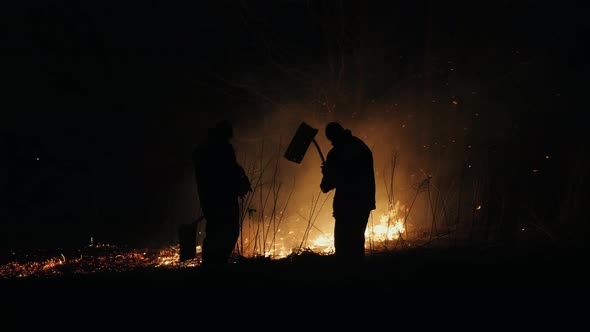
[198,91,478,255]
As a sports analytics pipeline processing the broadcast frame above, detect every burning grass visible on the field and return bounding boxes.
[0,243,200,279]
[0,195,413,280]
[0,215,406,280]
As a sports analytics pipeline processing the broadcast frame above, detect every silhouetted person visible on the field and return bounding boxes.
[192,120,251,267]
[320,122,376,263]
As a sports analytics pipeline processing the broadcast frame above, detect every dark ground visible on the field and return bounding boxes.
[3,244,588,295]
[2,245,588,326]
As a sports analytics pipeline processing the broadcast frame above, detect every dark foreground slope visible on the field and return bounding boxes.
[2,245,589,325]
[3,245,588,297]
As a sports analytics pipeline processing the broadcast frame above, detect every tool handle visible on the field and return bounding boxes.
[312,139,325,164]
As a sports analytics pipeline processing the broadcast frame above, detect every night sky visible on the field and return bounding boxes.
[1,1,587,250]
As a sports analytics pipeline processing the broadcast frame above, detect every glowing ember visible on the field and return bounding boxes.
[0,244,199,279]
